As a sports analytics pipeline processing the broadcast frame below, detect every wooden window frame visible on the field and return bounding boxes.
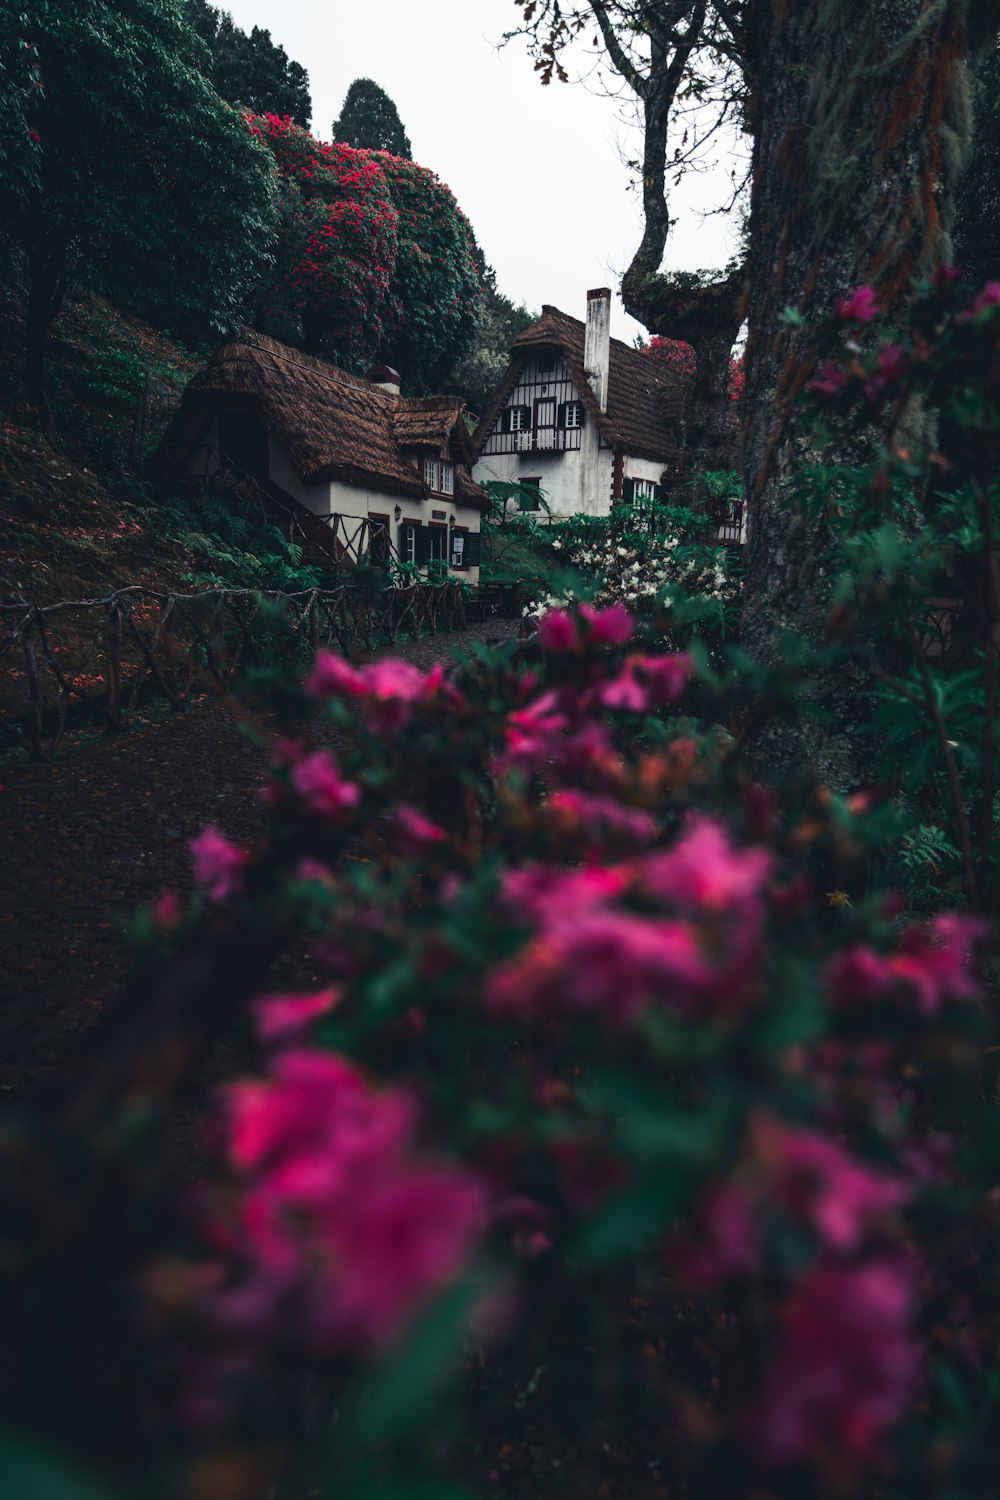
[421,458,455,496]
[368,511,391,565]
[400,517,422,565]
[427,522,447,563]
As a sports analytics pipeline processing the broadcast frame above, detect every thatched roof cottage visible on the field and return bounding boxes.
[156,332,488,578]
[472,288,689,519]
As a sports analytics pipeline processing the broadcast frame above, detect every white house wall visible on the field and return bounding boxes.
[475,351,616,518]
[182,421,479,580]
[474,447,615,519]
[474,351,668,519]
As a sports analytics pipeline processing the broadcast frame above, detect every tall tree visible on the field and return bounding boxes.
[511,2,748,476]
[3,0,279,425]
[740,0,992,785]
[249,116,483,392]
[333,78,412,158]
[954,37,1000,288]
[182,0,311,125]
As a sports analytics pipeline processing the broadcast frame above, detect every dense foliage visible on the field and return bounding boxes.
[448,272,537,415]
[645,334,745,404]
[6,279,1000,1500]
[250,114,483,390]
[333,76,412,158]
[2,0,279,411]
[183,0,312,126]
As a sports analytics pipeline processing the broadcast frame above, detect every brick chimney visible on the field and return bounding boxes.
[584,287,611,413]
[367,362,401,396]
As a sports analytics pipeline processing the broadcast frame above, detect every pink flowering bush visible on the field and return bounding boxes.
[97,588,990,1500]
[13,280,1000,1500]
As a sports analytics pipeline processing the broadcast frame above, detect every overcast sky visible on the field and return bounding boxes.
[222,0,745,345]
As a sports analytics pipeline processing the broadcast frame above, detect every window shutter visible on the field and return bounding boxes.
[500,409,512,434]
[519,406,531,429]
[557,402,567,428]
[653,482,664,501]
[415,525,431,564]
[576,403,586,428]
[622,477,635,502]
[464,532,482,567]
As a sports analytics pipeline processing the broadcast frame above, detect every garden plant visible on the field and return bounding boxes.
[3,275,1000,1500]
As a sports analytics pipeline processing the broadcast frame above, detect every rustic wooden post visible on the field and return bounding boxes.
[105,598,122,732]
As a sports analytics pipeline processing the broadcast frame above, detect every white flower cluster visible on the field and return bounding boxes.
[535,531,738,616]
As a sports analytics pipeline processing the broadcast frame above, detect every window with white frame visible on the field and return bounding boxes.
[501,405,531,434]
[632,478,659,500]
[400,522,418,564]
[560,401,585,429]
[422,458,454,494]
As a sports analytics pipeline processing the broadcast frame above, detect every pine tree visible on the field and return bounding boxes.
[333,78,411,158]
[183,0,311,126]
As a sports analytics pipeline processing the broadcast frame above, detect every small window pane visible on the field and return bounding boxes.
[423,458,437,487]
[440,463,453,495]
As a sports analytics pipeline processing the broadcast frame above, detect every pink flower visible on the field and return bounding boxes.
[754,1255,919,1465]
[252,988,340,1043]
[674,1183,760,1286]
[826,913,984,1013]
[190,825,249,902]
[538,608,578,652]
[216,1051,483,1351]
[396,804,447,851]
[579,601,635,646]
[864,342,908,400]
[546,789,657,847]
[757,1121,908,1252]
[836,285,879,323]
[361,658,427,701]
[291,749,360,820]
[889,912,984,1011]
[642,817,772,914]
[152,889,182,931]
[304,649,366,699]
[489,909,709,1022]
[806,360,849,401]
[598,652,691,712]
[500,863,630,924]
[968,280,1000,317]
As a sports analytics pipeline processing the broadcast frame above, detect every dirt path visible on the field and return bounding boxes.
[0,621,521,1093]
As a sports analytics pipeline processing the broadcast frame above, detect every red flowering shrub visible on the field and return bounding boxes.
[646,332,696,379]
[248,114,399,366]
[248,115,483,387]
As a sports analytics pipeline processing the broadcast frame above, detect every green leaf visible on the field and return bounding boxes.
[574,1174,685,1265]
[0,1429,122,1500]
[351,1278,483,1445]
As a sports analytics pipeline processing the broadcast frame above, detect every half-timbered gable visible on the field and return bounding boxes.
[472,289,689,518]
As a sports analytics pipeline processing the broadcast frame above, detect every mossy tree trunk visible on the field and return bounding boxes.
[740,0,984,789]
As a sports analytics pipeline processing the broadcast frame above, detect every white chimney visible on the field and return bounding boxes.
[584,287,611,413]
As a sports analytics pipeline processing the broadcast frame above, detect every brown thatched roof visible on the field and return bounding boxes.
[156,332,486,504]
[474,304,688,464]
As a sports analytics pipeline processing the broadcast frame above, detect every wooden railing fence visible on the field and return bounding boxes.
[0,579,471,761]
